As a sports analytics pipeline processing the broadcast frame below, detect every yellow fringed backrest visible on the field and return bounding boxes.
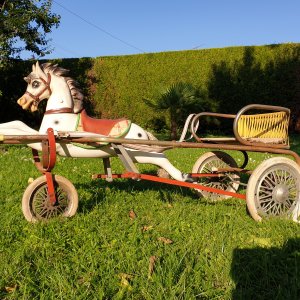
[238,111,290,143]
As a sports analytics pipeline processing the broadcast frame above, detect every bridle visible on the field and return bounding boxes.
[24,72,74,114]
[25,73,52,107]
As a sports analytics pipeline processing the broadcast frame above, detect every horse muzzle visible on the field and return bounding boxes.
[17,95,36,111]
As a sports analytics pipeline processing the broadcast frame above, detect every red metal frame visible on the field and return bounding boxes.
[92,173,222,179]
[93,171,246,200]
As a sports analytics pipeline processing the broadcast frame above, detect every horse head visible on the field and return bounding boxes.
[17,61,84,113]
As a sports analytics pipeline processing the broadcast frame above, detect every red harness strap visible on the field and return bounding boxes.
[26,73,52,106]
[32,128,57,206]
[44,108,74,115]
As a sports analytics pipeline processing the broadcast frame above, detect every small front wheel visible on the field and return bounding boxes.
[246,157,300,222]
[22,175,78,223]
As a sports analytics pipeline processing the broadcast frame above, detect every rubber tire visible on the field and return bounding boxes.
[22,175,78,223]
[246,157,300,222]
[192,151,240,200]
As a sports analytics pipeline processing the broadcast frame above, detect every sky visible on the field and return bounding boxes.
[21,0,300,60]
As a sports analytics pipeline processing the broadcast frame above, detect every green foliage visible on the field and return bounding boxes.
[0,0,60,64]
[89,43,300,133]
[143,82,199,110]
[143,82,202,139]
[1,44,300,134]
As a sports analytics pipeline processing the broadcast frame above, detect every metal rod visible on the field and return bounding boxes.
[190,112,236,143]
[102,158,113,182]
[92,173,223,179]
[224,173,248,187]
[123,171,247,200]
[212,167,253,175]
[1,134,300,165]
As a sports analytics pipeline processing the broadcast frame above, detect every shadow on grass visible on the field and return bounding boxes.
[231,238,300,299]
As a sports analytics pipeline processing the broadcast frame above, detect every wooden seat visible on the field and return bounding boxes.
[79,110,131,137]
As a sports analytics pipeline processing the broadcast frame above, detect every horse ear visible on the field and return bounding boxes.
[24,77,31,83]
[35,61,47,81]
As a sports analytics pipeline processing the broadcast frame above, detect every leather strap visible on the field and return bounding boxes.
[26,73,52,106]
[44,108,74,115]
[31,127,56,174]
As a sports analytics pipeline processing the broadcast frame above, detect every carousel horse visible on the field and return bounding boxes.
[0,61,193,182]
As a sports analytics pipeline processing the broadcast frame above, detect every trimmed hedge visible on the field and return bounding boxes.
[1,44,300,133]
[89,44,300,132]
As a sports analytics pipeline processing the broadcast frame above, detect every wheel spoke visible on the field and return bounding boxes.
[203,166,211,173]
[39,208,48,217]
[264,201,276,212]
[35,195,47,201]
[284,200,292,209]
[33,199,46,204]
[57,205,65,213]
[259,188,272,195]
[263,177,275,189]
[56,189,63,198]
[266,173,276,185]
[259,198,272,204]
[38,188,48,198]
[274,203,281,215]
[45,209,51,219]
[58,193,68,202]
[259,185,274,191]
[258,194,273,201]
[33,203,45,209]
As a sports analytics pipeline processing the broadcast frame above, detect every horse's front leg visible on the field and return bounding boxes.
[130,151,193,182]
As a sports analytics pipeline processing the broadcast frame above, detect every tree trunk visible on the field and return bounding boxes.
[170,114,177,140]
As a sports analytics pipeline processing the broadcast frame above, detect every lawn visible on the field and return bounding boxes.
[1,134,300,299]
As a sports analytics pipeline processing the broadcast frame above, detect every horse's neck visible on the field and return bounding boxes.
[39,85,78,134]
[45,91,73,111]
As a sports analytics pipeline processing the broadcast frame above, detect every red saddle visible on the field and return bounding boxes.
[79,110,131,137]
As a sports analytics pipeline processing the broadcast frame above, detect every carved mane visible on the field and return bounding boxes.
[38,63,84,113]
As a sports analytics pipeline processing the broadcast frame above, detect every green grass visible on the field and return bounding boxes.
[1,135,300,299]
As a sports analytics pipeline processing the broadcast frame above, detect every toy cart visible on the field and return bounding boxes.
[2,104,300,223]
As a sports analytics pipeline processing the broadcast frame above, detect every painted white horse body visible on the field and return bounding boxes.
[0,62,192,182]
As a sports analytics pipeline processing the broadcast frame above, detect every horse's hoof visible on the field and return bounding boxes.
[157,168,170,179]
[182,173,194,183]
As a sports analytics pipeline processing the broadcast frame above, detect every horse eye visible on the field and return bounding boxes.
[32,81,40,88]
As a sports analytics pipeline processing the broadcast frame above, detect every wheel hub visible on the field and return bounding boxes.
[272,184,289,204]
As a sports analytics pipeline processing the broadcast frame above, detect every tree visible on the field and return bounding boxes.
[143,82,201,140]
[0,0,60,65]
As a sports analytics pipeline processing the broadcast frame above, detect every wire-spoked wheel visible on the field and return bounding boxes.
[246,157,300,222]
[192,151,240,201]
[22,175,78,223]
